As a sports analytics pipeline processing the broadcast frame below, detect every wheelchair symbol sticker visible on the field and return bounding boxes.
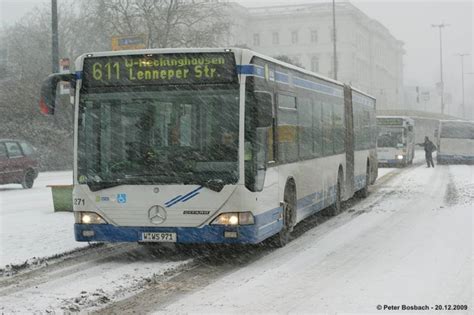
[117,194,127,204]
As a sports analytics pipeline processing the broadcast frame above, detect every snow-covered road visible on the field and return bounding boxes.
[151,163,472,314]
[1,162,472,314]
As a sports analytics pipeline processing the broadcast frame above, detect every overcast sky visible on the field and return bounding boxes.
[1,0,473,108]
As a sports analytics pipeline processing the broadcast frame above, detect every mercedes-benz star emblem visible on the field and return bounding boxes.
[148,205,167,225]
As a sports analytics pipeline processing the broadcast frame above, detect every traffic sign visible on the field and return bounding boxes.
[111,34,148,51]
[59,58,70,95]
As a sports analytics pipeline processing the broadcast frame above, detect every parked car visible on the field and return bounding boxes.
[0,139,39,188]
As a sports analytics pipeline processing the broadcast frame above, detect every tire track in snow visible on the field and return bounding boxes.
[0,243,136,295]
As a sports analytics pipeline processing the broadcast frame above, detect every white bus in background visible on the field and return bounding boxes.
[436,120,474,164]
[39,48,377,247]
[376,116,415,167]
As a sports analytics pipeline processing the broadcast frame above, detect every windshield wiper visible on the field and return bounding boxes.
[198,178,225,192]
[87,180,124,192]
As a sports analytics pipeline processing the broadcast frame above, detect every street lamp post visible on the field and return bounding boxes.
[51,0,59,73]
[332,0,337,80]
[455,53,470,117]
[431,23,449,114]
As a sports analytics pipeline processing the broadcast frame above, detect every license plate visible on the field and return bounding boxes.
[141,232,176,242]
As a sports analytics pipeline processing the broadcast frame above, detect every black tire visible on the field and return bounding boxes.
[269,183,296,248]
[324,171,342,216]
[21,170,35,189]
[356,165,370,199]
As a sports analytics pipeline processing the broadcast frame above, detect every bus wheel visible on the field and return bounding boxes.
[356,165,370,198]
[270,184,296,248]
[325,172,342,216]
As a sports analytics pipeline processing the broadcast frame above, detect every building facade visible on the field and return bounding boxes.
[224,2,405,111]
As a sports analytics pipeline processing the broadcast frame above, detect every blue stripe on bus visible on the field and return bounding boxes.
[236,65,256,75]
[181,191,201,202]
[293,77,343,97]
[164,195,183,206]
[236,64,343,98]
[274,71,289,83]
[165,186,203,208]
[236,65,265,78]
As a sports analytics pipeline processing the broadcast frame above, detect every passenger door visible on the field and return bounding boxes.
[343,85,354,199]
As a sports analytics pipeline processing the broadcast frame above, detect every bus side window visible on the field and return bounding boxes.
[297,97,313,159]
[322,101,334,156]
[333,101,345,154]
[277,94,298,163]
[353,104,364,150]
[312,100,322,157]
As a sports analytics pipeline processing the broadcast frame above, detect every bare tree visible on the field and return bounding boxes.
[84,0,231,49]
[0,0,233,170]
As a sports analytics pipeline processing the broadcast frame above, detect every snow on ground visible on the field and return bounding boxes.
[0,250,193,314]
[0,171,81,267]
[377,167,395,178]
[377,149,426,179]
[154,164,473,314]
[0,176,193,314]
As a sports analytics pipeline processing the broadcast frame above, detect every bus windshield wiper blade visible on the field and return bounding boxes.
[123,174,186,184]
[198,178,225,192]
[87,180,124,192]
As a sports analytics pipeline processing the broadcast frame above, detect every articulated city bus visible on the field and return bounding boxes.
[39,48,377,247]
[436,120,474,164]
[376,116,415,167]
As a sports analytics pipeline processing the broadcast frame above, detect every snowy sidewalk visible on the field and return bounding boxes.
[0,171,82,267]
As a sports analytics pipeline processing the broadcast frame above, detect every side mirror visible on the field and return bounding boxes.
[408,126,413,132]
[255,91,273,128]
[39,73,75,115]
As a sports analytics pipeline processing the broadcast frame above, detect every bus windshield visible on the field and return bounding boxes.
[377,127,404,148]
[77,86,240,190]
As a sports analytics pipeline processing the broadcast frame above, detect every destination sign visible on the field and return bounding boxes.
[82,52,237,88]
[377,118,404,126]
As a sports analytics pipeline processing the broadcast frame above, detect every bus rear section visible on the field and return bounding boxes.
[376,116,415,167]
[437,120,474,164]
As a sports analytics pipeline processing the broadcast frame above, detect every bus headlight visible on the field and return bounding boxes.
[396,155,404,160]
[211,212,255,225]
[74,211,107,224]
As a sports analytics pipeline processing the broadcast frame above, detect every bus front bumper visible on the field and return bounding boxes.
[437,154,474,164]
[378,156,406,166]
[74,220,283,244]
